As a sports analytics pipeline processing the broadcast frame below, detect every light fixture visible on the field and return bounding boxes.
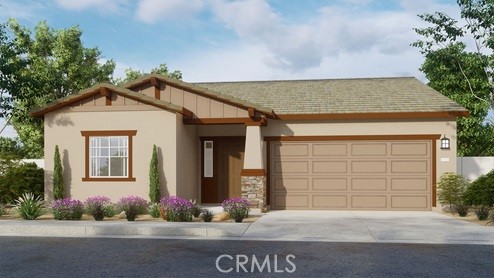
[440,135,450,150]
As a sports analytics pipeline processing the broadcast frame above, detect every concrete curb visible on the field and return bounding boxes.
[0,220,251,238]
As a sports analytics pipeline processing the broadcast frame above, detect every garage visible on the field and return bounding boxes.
[269,138,434,210]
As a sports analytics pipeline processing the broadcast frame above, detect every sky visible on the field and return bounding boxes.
[0,0,460,137]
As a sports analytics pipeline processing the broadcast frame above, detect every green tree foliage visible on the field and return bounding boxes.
[0,136,24,159]
[0,19,116,158]
[437,172,469,212]
[420,43,494,155]
[149,145,161,203]
[52,145,64,200]
[0,161,44,204]
[413,0,494,156]
[464,169,494,206]
[114,63,182,86]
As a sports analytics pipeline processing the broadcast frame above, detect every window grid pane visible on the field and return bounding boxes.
[89,136,129,177]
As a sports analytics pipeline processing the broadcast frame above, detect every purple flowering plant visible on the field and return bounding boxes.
[117,196,149,221]
[84,196,115,221]
[222,197,251,222]
[160,196,193,222]
[52,198,84,220]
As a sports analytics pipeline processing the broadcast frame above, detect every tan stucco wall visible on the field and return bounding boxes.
[175,115,198,200]
[262,118,458,199]
[44,108,180,204]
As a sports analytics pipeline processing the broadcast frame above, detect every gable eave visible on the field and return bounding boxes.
[30,83,186,118]
[123,73,275,117]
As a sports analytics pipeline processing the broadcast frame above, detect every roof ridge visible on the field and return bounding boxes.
[193,76,417,84]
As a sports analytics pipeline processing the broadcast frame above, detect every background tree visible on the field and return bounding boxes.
[0,19,116,158]
[149,145,160,203]
[0,137,25,159]
[413,0,494,156]
[114,63,182,86]
[52,145,64,200]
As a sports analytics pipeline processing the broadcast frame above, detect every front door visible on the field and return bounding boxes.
[201,137,245,203]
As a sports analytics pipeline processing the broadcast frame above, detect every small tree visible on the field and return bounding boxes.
[437,172,469,213]
[149,145,160,203]
[52,145,64,200]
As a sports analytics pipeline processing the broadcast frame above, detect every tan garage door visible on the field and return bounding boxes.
[270,140,432,210]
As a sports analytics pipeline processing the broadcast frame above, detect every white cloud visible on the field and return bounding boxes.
[55,0,129,13]
[206,0,460,74]
[0,1,46,21]
[135,0,205,24]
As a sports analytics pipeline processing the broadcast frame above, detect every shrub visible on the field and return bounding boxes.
[53,145,64,200]
[160,196,193,222]
[0,160,44,204]
[15,192,44,220]
[464,170,494,207]
[201,209,214,222]
[437,172,469,212]
[191,199,201,217]
[222,197,251,223]
[85,196,115,221]
[149,145,161,203]
[52,198,84,220]
[0,204,5,216]
[149,203,161,218]
[454,203,470,217]
[117,196,149,221]
[474,206,490,221]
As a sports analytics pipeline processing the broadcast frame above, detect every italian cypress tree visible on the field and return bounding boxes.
[149,145,160,203]
[52,145,64,200]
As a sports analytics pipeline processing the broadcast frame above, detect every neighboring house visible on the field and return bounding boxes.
[32,75,468,211]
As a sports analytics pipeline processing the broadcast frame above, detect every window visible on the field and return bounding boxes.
[81,130,137,181]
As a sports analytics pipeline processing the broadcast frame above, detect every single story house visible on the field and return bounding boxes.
[32,74,468,211]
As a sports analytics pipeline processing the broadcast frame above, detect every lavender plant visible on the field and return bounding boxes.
[160,196,193,222]
[117,196,149,221]
[222,197,251,223]
[84,196,115,221]
[52,198,84,220]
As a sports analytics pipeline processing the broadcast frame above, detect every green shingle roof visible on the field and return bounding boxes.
[195,77,468,115]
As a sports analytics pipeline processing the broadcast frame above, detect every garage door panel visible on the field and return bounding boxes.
[351,143,387,156]
[274,143,308,157]
[351,195,387,208]
[391,143,428,156]
[313,195,347,208]
[351,161,387,173]
[270,140,432,211]
[391,160,428,173]
[313,161,347,173]
[313,178,347,191]
[273,195,309,209]
[273,178,309,190]
[391,178,428,191]
[351,178,387,191]
[391,195,428,209]
[274,161,309,174]
[312,144,347,156]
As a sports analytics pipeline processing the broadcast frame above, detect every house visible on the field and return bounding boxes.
[32,75,468,211]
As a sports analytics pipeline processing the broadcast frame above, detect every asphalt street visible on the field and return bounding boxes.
[1,237,493,277]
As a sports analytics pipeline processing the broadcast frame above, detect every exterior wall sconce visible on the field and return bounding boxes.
[440,135,450,150]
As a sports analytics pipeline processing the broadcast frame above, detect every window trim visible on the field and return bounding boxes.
[81,130,137,182]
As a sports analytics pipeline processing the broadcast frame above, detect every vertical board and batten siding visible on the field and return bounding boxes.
[270,140,432,210]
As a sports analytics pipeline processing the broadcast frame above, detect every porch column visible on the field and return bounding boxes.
[241,125,267,210]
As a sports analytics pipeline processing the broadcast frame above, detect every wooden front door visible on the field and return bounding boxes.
[201,137,245,203]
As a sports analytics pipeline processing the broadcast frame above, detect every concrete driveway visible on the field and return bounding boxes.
[242,211,494,245]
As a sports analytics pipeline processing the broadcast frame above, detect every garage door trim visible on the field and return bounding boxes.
[264,135,441,208]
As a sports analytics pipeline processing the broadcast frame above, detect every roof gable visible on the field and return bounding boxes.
[31,83,189,118]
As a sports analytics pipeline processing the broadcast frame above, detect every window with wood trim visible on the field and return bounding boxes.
[81,130,137,182]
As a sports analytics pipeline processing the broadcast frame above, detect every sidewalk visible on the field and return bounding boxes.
[1,211,493,245]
